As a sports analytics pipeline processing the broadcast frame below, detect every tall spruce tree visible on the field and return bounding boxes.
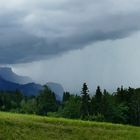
[95,86,103,114]
[63,92,70,103]
[37,85,58,115]
[80,83,90,119]
[116,86,127,103]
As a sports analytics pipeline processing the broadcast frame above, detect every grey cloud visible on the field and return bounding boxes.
[0,0,140,64]
[13,32,140,93]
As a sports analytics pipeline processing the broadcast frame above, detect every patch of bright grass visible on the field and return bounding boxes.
[0,112,139,140]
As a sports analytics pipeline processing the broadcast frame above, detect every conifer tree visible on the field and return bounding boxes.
[63,92,70,103]
[80,83,90,119]
[95,86,103,114]
[37,85,57,115]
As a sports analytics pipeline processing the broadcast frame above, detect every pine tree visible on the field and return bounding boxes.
[37,85,58,115]
[80,83,90,119]
[102,89,111,118]
[63,92,70,103]
[95,86,103,114]
[116,86,127,103]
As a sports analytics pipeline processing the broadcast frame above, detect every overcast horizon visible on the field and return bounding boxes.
[1,0,140,93]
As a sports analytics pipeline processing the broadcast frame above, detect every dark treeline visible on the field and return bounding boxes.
[0,83,140,126]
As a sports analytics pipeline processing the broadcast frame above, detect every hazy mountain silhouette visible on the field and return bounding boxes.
[0,67,32,84]
[0,67,64,100]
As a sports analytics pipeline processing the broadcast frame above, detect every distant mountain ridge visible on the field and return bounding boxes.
[0,75,42,96]
[46,82,64,100]
[0,67,32,84]
[0,67,64,100]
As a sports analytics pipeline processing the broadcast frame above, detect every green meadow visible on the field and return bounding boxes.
[0,112,139,140]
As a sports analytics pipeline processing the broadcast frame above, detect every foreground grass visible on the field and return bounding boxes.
[0,112,139,140]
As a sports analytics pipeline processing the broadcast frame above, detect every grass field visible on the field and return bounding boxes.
[0,112,139,140]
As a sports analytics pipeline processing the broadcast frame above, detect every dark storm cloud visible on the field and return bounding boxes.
[0,0,140,64]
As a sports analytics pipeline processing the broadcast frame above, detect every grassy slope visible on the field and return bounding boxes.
[0,112,139,140]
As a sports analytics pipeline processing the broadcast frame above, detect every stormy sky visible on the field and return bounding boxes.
[1,0,140,92]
